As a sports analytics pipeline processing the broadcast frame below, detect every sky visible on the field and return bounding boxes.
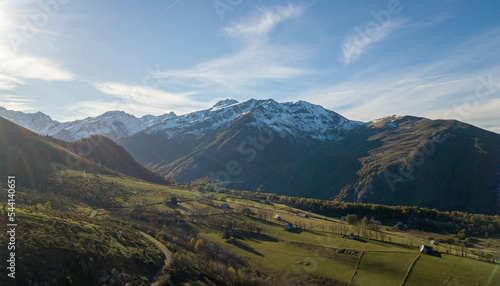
[0,0,499,133]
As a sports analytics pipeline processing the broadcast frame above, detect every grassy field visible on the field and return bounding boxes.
[353,252,418,286]
[406,253,500,286]
[41,173,500,285]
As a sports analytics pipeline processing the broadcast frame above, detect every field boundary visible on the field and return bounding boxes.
[400,254,420,286]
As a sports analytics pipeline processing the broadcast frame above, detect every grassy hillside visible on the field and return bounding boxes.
[2,117,499,285]
[121,114,500,215]
[59,135,168,184]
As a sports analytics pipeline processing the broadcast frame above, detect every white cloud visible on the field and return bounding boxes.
[299,28,500,133]
[86,82,205,117]
[0,95,35,111]
[0,47,76,82]
[0,74,25,90]
[224,4,303,39]
[154,4,310,94]
[341,21,401,65]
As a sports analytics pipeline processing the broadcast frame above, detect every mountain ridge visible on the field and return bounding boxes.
[1,100,499,214]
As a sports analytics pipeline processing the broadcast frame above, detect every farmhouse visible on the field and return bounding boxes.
[284,223,293,231]
[241,195,246,199]
[420,245,433,254]
[274,214,282,221]
[297,213,308,218]
[221,203,229,209]
[347,233,355,240]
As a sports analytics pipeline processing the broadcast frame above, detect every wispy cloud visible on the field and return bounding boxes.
[82,82,205,117]
[300,28,500,133]
[154,4,310,94]
[0,46,76,85]
[0,95,35,111]
[341,21,401,65]
[224,4,303,39]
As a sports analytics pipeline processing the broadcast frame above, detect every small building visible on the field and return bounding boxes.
[242,208,252,215]
[264,201,270,204]
[347,233,355,240]
[230,229,239,237]
[297,213,308,218]
[420,245,433,254]
[284,223,293,231]
[397,221,404,226]
[372,220,382,225]
[430,240,438,245]
[274,214,282,221]
[341,216,346,221]
[221,203,229,209]
[177,220,187,225]
[241,195,246,199]
[174,210,181,215]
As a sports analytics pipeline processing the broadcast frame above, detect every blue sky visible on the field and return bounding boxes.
[0,0,499,132]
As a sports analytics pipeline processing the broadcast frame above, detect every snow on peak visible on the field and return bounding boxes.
[0,99,364,142]
[213,99,239,108]
[146,99,362,141]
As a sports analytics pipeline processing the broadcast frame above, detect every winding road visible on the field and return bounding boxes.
[139,231,172,286]
[90,210,171,285]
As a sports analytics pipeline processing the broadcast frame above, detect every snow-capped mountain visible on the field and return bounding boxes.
[0,99,361,142]
[145,99,362,141]
[51,111,176,141]
[0,107,176,141]
[0,107,64,135]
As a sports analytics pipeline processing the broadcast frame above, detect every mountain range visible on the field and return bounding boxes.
[1,99,499,214]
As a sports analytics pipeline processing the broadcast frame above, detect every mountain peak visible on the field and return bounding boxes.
[213,99,239,108]
[100,110,132,118]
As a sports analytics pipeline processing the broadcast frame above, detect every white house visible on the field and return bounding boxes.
[420,245,433,254]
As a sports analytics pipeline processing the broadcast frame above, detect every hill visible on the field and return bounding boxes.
[0,117,167,187]
[58,135,167,184]
[0,117,102,187]
[120,107,500,214]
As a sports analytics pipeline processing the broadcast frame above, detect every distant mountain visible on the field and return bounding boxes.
[58,135,167,184]
[118,100,499,215]
[0,117,166,186]
[0,106,175,141]
[0,106,64,135]
[3,100,499,214]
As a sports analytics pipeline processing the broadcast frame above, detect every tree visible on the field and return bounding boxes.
[171,196,178,205]
[361,216,370,228]
[222,228,231,240]
[194,239,204,252]
[346,214,358,226]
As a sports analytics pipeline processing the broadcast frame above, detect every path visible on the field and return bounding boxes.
[139,231,171,286]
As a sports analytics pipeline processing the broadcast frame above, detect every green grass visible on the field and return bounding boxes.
[353,252,418,286]
[406,254,500,286]
[196,224,357,281]
[28,172,499,285]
